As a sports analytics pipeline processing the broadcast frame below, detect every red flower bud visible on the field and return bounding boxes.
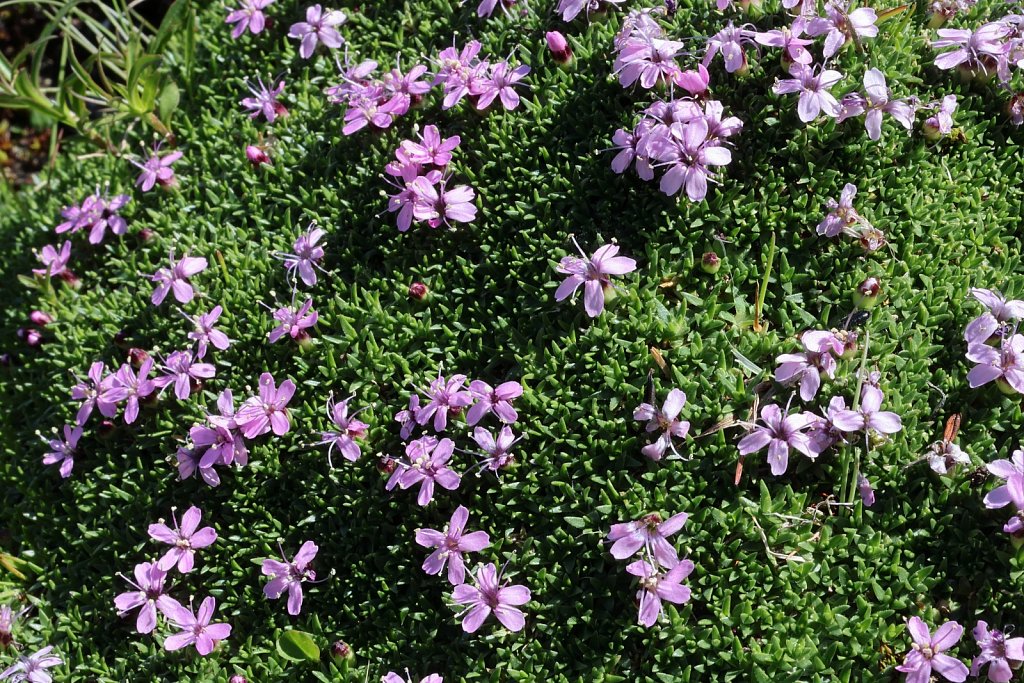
[546,31,573,65]
[29,310,53,326]
[246,145,271,167]
[408,282,429,300]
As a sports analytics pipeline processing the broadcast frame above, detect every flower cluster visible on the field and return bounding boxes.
[327,54,430,135]
[896,616,1024,683]
[55,189,131,244]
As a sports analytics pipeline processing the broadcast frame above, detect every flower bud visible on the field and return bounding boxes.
[128,348,150,368]
[835,329,859,360]
[58,270,81,289]
[29,311,53,327]
[229,676,248,683]
[331,640,355,662]
[137,227,157,244]
[97,419,116,438]
[922,118,942,141]
[1008,93,1024,127]
[0,352,12,367]
[852,277,881,309]
[408,282,429,301]
[377,456,397,474]
[701,251,721,274]
[246,145,271,167]
[997,377,1021,397]
[18,328,42,347]
[546,31,573,66]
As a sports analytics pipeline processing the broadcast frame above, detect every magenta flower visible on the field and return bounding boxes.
[42,425,81,479]
[236,372,296,438]
[633,389,691,461]
[187,306,231,359]
[555,239,637,318]
[971,620,1024,682]
[896,617,969,683]
[395,394,421,440]
[262,541,318,615]
[225,0,273,38]
[964,288,1024,346]
[924,95,958,138]
[177,446,221,487]
[148,506,217,574]
[558,0,626,21]
[857,474,876,507]
[774,330,842,401]
[383,672,442,683]
[381,63,433,113]
[626,558,693,627]
[806,0,878,58]
[967,334,1024,394]
[467,380,522,425]
[164,597,231,656]
[401,125,461,167]
[417,372,473,432]
[32,241,72,279]
[150,251,208,306]
[412,177,477,228]
[241,77,287,123]
[110,358,157,424]
[114,561,179,634]
[56,191,130,244]
[737,404,816,475]
[191,390,249,468]
[755,20,814,65]
[386,436,461,506]
[472,425,519,471]
[831,385,902,435]
[473,61,530,110]
[319,394,369,466]
[608,512,688,567]
[615,36,685,90]
[837,69,916,140]
[415,505,491,585]
[674,63,710,96]
[772,63,844,123]
[276,224,326,287]
[71,361,108,425]
[132,147,183,192]
[268,298,318,343]
[983,447,1024,509]
[155,350,215,400]
[288,5,346,59]
[0,646,62,682]
[646,116,733,201]
[434,40,483,110]
[452,563,530,633]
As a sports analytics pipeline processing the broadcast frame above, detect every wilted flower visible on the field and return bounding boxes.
[319,394,369,466]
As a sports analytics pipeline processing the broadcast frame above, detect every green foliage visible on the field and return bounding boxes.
[0,0,1022,681]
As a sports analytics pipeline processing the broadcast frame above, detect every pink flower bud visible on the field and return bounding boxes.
[229,676,248,683]
[408,282,429,300]
[674,64,710,97]
[29,310,53,326]
[853,277,881,309]
[18,328,42,347]
[246,145,271,167]
[546,31,573,65]
[377,456,397,474]
[331,640,354,661]
[128,347,150,368]
[137,228,156,244]
[700,251,721,274]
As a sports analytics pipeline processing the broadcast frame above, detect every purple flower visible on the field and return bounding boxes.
[262,541,318,615]
[703,22,757,74]
[32,241,72,279]
[806,395,855,453]
[816,183,872,238]
[150,251,208,306]
[411,177,477,228]
[1001,474,1024,536]
[772,63,844,123]
[737,404,816,475]
[434,41,483,110]
[924,95,958,138]
[288,5,346,59]
[806,1,878,58]
[417,373,473,432]
[56,191,131,244]
[633,389,691,461]
[472,60,530,110]
[114,561,179,634]
[472,425,520,471]
[268,298,318,343]
[983,447,1024,509]
[0,604,21,649]
[110,358,157,424]
[277,224,326,287]
[964,288,1024,346]
[555,239,637,317]
[164,597,231,656]
[187,306,232,359]
[646,113,735,202]
[386,436,461,506]
[148,505,217,573]
[558,0,626,21]
[452,563,530,633]
[177,446,221,487]
[607,512,688,567]
[383,674,442,683]
[401,125,461,167]
[837,69,916,140]
[381,63,433,113]
[71,362,112,424]
[42,425,81,479]
[235,372,296,438]
[415,505,491,585]
[395,394,421,440]
[241,77,287,123]
[831,385,903,435]
[972,620,1024,682]
[155,350,215,400]
[0,646,63,683]
[857,474,876,507]
[932,24,1007,72]
[626,558,693,627]
[132,147,183,192]
[896,617,969,683]
[319,394,369,466]
[191,390,249,468]
[755,20,814,65]
[467,380,522,425]
[673,63,711,96]
[967,334,1024,394]
[342,89,404,135]
[614,35,685,89]
[225,0,273,38]
[774,330,843,401]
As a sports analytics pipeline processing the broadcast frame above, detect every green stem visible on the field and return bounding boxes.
[840,329,871,506]
[754,231,776,332]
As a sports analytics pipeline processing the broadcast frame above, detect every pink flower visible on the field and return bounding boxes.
[774,330,842,401]
[673,64,710,96]
[114,561,179,634]
[235,372,296,438]
[704,22,757,74]
[772,63,844,123]
[806,0,879,58]
[830,385,903,435]
[608,512,688,567]
[0,646,63,682]
[279,223,326,287]
[164,597,231,656]
[983,447,1024,509]
[472,425,519,471]
[417,372,473,432]
[177,446,221,487]
[154,350,215,400]
[411,177,478,228]
[452,563,530,633]
[148,505,217,573]
[150,251,208,306]
[71,361,108,425]
[966,334,1024,394]
[837,68,916,140]
[42,425,81,479]
[555,238,637,317]
[225,0,273,38]
[401,125,461,167]
[268,298,318,343]
[971,620,1024,682]
[110,358,157,425]
[415,505,490,585]
[383,672,442,683]
[466,380,522,425]
[319,394,369,466]
[626,558,693,627]
[932,24,1007,72]
[262,541,318,615]
[132,147,183,192]
[755,20,814,65]
[964,288,1024,346]
[896,617,969,683]
[386,436,461,506]
[288,5,346,59]
[633,389,690,461]
[241,77,287,122]
[186,306,232,359]
[395,394,421,440]
[737,403,816,475]
[32,241,72,279]
[473,60,530,110]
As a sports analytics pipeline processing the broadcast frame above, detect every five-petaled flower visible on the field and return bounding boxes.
[626,558,694,627]
[114,561,179,634]
[737,403,816,475]
[236,373,296,438]
[148,505,218,574]
[452,562,531,633]
[896,617,969,683]
[262,541,319,615]
[634,389,691,461]
[555,238,637,318]
[415,505,491,585]
[607,512,688,568]
[288,5,346,59]
[971,620,1024,682]
[151,251,208,306]
[42,425,81,479]
[385,436,462,506]
[319,394,369,466]
[164,597,232,656]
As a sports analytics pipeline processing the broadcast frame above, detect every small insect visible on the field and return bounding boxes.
[967,466,990,487]
[844,310,872,329]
